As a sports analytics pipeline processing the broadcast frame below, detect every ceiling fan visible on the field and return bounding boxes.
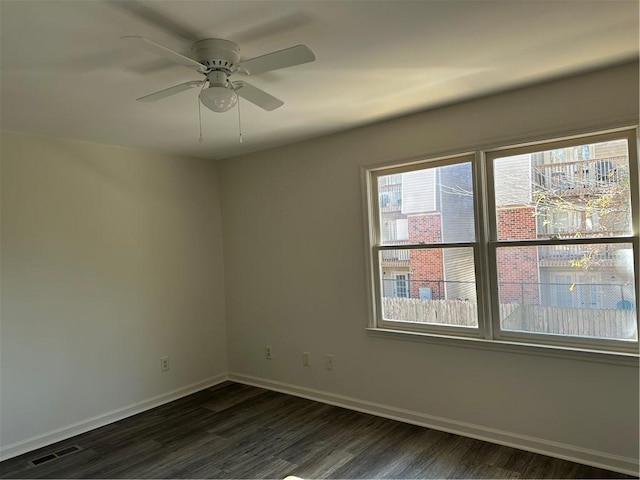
[123,36,315,113]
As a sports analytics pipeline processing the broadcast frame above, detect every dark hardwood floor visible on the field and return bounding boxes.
[0,382,635,479]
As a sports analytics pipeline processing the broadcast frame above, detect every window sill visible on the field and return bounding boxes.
[366,327,640,367]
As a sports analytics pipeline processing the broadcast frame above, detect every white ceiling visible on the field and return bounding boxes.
[1,0,638,160]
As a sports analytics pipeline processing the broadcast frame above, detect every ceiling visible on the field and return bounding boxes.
[1,0,638,160]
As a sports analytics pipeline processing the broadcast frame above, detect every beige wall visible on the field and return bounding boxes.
[219,62,639,464]
[0,133,227,451]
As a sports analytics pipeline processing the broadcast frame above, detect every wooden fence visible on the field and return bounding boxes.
[502,304,637,340]
[382,298,637,340]
[382,298,478,327]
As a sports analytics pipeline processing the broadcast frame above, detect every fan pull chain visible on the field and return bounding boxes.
[237,95,243,144]
[197,82,207,143]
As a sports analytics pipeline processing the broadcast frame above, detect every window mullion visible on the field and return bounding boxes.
[375,242,477,251]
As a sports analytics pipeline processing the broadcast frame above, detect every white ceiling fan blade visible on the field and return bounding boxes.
[108,1,201,43]
[233,81,284,111]
[136,81,204,102]
[237,45,315,76]
[122,36,208,74]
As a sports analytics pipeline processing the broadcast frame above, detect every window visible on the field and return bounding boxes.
[371,156,481,334]
[365,128,639,354]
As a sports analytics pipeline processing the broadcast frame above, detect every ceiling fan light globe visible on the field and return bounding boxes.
[200,86,238,113]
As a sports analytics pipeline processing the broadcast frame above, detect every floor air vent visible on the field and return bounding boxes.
[29,445,81,466]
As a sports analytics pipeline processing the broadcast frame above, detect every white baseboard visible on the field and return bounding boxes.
[228,372,639,476]
[3,372,637,476]
[0,374,229,462]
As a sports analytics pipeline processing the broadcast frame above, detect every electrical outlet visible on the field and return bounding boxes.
[325,354,334,370]
[265,345,273,360]
[302,352,311,367]
[160,356,170,372]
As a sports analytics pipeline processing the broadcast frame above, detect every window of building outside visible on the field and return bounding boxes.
[365,128,639,354]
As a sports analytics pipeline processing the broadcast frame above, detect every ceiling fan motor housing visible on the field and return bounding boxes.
[207,71,231,87]
[192,39,241,71]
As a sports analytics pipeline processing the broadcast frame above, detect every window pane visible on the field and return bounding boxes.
[377,162,475,245]
[497,243,637,341]
[380,247,478,327]
[493,139,632,241]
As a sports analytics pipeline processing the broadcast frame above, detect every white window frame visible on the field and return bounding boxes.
[368,153,485,339]
[363,127,640,356]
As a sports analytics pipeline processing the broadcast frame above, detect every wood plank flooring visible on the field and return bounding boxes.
[0,382,635,479]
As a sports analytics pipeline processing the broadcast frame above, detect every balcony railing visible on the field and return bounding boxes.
[382,244,622,262]
[381,241,410,265]
[538,244,622,266]
[381,244,624,267]
[378,174,402,187]
[534,155,627,193]
[379,184,402,212]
